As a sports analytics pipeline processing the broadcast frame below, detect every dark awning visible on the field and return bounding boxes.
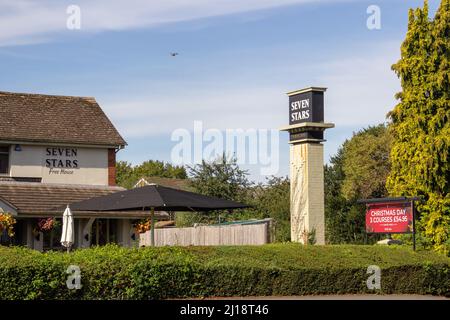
[68,184,249,212]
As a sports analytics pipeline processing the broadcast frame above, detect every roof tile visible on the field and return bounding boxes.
[0,91,126,147]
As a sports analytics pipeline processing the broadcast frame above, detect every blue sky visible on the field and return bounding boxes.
[0,0,441,182]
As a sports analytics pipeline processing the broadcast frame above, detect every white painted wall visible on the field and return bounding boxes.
[8,145,109,185]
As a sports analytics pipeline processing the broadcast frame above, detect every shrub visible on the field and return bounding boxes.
[0,244,448,299]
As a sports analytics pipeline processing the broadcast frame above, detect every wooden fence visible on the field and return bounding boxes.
[139,219,273,247]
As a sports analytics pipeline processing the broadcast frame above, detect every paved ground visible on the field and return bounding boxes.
[198,295,448,300]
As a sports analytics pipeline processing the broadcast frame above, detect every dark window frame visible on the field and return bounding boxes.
[0,145,10,175]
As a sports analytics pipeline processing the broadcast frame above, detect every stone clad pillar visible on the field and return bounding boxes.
[290,142,325,244]
[281,87,334,245]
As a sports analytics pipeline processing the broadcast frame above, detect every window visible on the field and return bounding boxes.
[0,146,9,174]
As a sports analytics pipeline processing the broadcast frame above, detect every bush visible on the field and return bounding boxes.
[0,244,448,299]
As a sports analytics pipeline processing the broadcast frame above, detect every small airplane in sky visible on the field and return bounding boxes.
[170,52,179,57]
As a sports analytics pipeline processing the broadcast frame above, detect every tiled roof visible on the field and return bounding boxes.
[0,91,126,147]
[0,182,164,218]
[135,177,191,191]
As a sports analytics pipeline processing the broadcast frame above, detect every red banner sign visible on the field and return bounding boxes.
[366,202,413,234]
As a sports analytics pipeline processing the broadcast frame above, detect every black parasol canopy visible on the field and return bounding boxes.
[69,184,249,212]
[68,184,249,247]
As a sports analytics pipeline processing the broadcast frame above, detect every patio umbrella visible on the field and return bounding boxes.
[69,184,249,246]
[60,205,74,252]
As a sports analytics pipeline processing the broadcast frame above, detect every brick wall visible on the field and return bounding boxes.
[108,149,116,186]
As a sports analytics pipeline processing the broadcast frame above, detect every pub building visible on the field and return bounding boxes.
[0,91,165,250]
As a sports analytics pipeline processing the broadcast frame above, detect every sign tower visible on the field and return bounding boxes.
[280,87,334,244]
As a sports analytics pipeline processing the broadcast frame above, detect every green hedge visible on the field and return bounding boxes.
[0,244,448,299]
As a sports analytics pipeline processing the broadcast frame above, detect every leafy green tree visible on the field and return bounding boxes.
[188,154,251,203]
[341,125,392,200]
[134,160,187,180]
[325,125,391,244]
[179,155,291,241]
[325,149,367,244]
[387,0,450,254]
[116,160,187,189]
[115,161,134,188]
[178,154,251,225]
[249,176,291,242]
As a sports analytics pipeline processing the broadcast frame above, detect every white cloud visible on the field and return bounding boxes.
[0,0,352,46]
[101,87,285,138]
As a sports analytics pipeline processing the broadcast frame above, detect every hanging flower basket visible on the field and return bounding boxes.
[35,217,58,233]
[0,213,17,237]
[134,218,151,234]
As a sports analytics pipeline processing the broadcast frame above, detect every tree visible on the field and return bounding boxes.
[115,161,134,188]
[188,154,250,203]
[387,0,450,254]
[116,160,187,189]
[134,160,187,180]
[181,155,291,241]
[341,125,392,200]
[179,154,251,225]
[250,177,291,242]
[325,125,391,244]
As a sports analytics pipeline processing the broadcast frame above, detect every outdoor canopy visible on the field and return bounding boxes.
[68,184,249,212]
[67,184,249,246]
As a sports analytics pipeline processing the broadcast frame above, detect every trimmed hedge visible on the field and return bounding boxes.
[0,244,448,299]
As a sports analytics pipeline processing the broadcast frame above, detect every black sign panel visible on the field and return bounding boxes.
[289,131,324,142]
[289,90,324,125]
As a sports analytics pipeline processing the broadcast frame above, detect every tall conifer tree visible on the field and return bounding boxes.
[387,0,450,254]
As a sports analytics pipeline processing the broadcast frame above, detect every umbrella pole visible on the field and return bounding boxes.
[150,207,155,247]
